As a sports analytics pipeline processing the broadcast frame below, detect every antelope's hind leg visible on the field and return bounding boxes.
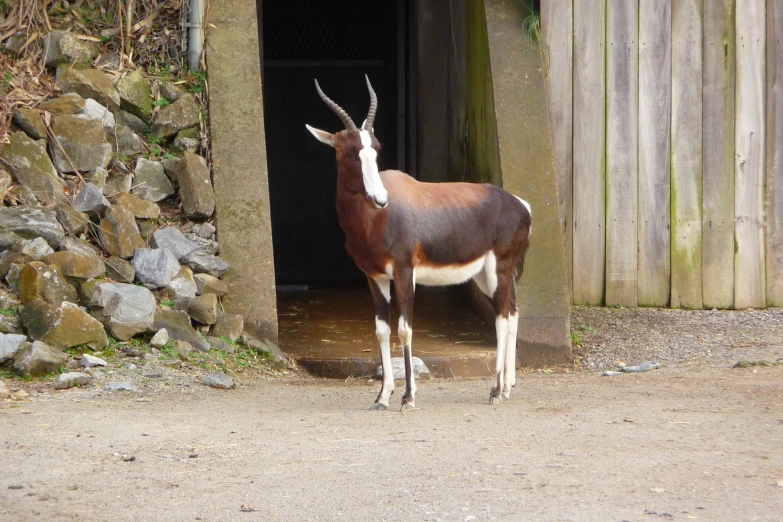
[503,307,519,400]
[368,277,394,410]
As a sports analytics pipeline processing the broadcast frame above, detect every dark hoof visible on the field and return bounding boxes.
[489,388,503,405]
[371,402,388,411]
[399,402,416,412]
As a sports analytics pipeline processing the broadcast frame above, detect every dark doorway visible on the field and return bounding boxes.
[261,1,408,285]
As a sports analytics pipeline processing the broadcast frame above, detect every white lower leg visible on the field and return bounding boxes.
[491,315,508,402]
[503,312,518,398]
[399,317,416,404]
[376,317,393,406]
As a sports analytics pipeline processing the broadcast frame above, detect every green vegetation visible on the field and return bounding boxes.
[153,98,170,108]
[3,71,12,95]
[1,307,19,317]
[521,3,542,45]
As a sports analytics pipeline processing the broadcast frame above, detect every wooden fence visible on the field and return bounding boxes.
[541,0,782,309]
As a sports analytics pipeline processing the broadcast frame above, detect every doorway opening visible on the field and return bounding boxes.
[259,1,495,375]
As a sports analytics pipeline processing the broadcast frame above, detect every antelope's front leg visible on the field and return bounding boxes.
[395,268,416,412]
[490,315,509,405]
[368,277,393,410]
[502,309,519,400]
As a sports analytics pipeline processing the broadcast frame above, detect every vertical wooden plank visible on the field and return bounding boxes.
[767,0,783,306]
[702,0,735,309]
[735,0,766,309]
[606,0,639,307]
[638,0,672,306]
[541,0,574,299]
[670,0,703,309]
[573,0,606,305]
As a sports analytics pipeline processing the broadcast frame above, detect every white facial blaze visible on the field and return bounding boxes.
[359,130,388,207]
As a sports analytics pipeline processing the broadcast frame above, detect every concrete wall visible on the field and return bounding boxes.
[206,0,278,343]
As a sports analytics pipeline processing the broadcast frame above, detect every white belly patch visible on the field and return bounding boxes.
[414,256,486,287]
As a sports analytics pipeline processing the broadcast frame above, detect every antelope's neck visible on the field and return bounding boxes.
[335,172,386,274]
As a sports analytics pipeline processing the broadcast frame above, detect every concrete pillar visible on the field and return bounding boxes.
[482,0,573,365]
[205,0,278,342]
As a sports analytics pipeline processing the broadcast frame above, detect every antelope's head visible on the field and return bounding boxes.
[306,76,388,209]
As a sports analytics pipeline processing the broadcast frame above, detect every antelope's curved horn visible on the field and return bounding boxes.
[314,79,357,132]
[364,74,378,131]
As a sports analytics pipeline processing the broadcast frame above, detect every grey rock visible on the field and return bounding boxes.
[91,283,156,341]
[96,53,121,70]
[53,202,90,236]
[75,98,115,131]
[110,123,143,157]
[115,110,150,135]
[59,237,100,257]
[132,158,174,202]
[620,362,661,373]
[171,340,192,358]
[0,168,11,201]
[3,32,27,56]
[12,341,67,378]
[20,237,55,260]
[202,372,234,390]
[86,167,108,190]
[183,233,219,255]
[0,231,23,251]
[242,334,289,364]
[0,333,28,363]
[186,294,218,325]
[43,30,99,67]
[40,93,87,114]
[161,358,181,368]
[0,315,22,335]
[211,313,243,341]
[167,266,197,299]
[151,309,210,353]
[0,131,67,204]
[136,219,156,240]
[207,336,235,354]
[151,227,200,262]
[150,94,200,139]
[12,108,47,140]
[193,222,216,239]
[171,128,200,154]
[150,328,169,347]
[50,115,112,173]
[183,250,230,277]
[376,357,431,380]
[55,372,93,390]
[5,264,24,295]
[131,248,181,289]
[0,207,64,248]
[103,172,134,197]
[105,381,137,392]
[104,256,135,283]
[117,69,154,121]
[602,371,623,377]
[59,68,120,110]
[80,353,107,368]
[176,152,215,219]
[8,185,39,206]
[162,158,180,181]
[72,183,111,217]
[159,82,187,103]
[125,362,138,371]
[98,206,145,259]
[20,300,108,351]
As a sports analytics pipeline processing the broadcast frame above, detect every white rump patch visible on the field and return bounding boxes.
[515,195,532,235]
[359,130,388,207]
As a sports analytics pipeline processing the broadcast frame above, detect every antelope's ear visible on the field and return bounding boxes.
[306,124,335,147]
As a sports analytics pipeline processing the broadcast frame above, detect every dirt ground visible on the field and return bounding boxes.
[1,307,783,521]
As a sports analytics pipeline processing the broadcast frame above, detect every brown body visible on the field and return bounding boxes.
[307,77,531,410]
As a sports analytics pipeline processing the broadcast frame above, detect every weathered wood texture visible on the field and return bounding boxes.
[671,0,703,309]
[638,0,672,307]
[541,0,573,298]
[605,0,638,307]
[702,0,735,309]
[572,0,606,305]
[767,0,783,306]
[735,0,766,309]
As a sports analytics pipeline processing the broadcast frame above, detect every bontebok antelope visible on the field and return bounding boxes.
[306,76,532,411]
